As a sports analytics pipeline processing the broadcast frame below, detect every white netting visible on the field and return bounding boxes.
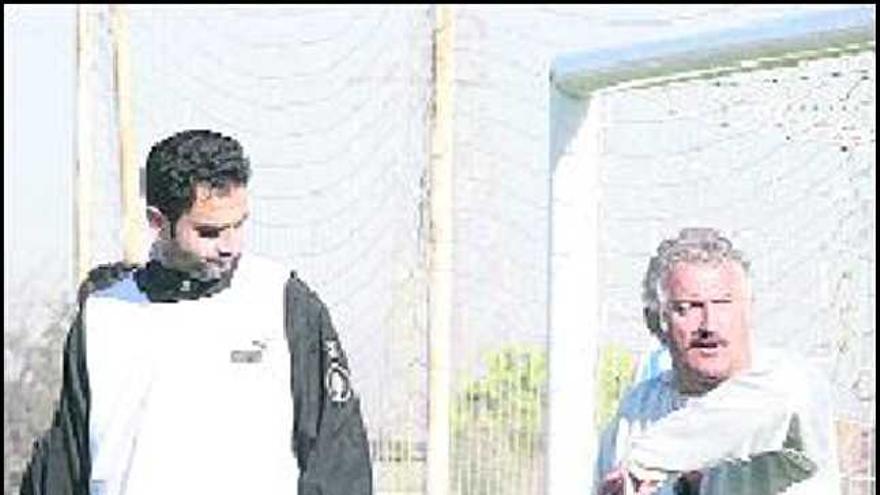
[7,6,874,495]
[594,49,875,495]
[125,7,435,492]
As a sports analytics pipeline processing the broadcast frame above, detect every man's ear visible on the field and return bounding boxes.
[645,305,671,347]
[644,306,662,337]
[146,207,169,236]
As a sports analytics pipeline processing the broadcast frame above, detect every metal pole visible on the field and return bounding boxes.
[110,4,143,264]
[75,5,97,284]
[547,91,602,494]
[427,4,454,495]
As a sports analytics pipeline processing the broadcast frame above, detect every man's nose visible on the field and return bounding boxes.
[216,230,239,258]
[698,303,720,333]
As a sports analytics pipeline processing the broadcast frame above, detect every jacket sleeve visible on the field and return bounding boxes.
[19,306,91,495]
[19,262,139,495]
[285,272,373,495]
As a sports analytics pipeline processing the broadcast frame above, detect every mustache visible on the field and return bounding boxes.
[205,254,240,265]
[688,329,729,349]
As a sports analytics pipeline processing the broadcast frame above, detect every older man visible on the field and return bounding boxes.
[596,228,840,495]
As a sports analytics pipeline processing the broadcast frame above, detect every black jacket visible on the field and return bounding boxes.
[19,262,373,495]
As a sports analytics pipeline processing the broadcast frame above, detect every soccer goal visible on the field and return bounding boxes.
[548,6,875,493]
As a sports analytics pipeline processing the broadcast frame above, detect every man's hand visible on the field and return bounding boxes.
[598,466,627,495]
[599,466,660,495]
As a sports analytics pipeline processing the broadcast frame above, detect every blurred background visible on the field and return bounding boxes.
[4,5,875,494]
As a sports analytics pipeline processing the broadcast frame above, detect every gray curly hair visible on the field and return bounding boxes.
[642,227,750,338]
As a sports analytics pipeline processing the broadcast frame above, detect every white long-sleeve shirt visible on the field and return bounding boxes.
[595,347,841,494]
[86,255,299,495]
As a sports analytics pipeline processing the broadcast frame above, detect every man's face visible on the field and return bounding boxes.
[662,260,752,394]
[155,183,249,281]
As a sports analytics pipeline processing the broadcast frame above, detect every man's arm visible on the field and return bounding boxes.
[595,413,623,493]
[285,272,373,495]
[19,310,91,495]
[19,262,138,495]
[625,364,817,485]
[594,381,670,495]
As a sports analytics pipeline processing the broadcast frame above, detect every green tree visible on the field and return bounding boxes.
[595,344,637,430]
[452,344,547,494]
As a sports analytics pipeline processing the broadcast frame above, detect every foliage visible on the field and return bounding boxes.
[595,344,637,431]
[452,344,547,494]
[453,344,546,442]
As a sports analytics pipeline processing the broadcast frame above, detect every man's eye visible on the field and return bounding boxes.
[197,229,221,239]
[671,302,694,316]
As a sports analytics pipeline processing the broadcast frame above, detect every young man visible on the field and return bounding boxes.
[20,129,372,495]
[596,228,840,495]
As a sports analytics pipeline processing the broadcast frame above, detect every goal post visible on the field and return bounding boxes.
[547,6,875,494]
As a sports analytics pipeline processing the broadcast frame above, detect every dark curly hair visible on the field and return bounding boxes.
[146,129,251,226]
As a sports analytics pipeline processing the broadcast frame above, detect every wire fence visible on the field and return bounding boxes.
[592,48,875,495]
[5,5,875,495]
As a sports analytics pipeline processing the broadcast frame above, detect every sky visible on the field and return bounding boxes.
[5,6,77,323]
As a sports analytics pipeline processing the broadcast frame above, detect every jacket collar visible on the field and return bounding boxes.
[134,259,237,302]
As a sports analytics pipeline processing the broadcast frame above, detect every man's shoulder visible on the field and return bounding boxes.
[752,346,832,399]
[597,372,676,471]
[80,261,145,303]
[237,254,327,308]
[616,371,676,422]
[277,265,323,304]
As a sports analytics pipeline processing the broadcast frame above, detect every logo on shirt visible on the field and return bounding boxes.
[230,340,266,364]
[324,339,352,403]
